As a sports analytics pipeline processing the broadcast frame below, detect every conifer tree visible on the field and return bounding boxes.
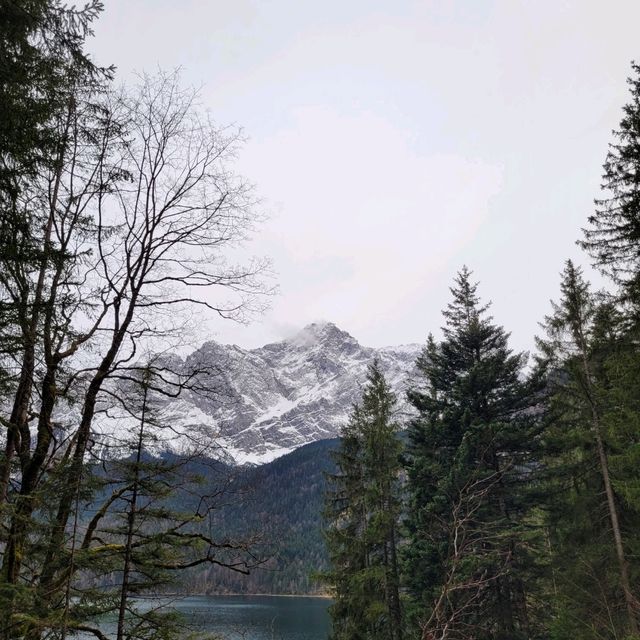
[324,406,369,640]
[575,57,640,637]
[581,62,640,315]
[537,260,640,639]
[324,361,404,640]
[0,0,105,199]
[22,360,264,640]
[404,267,544,640]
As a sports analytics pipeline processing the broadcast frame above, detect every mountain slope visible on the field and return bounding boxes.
[95,322,420,465]
[186,322,419,463]
[185,438,339,595]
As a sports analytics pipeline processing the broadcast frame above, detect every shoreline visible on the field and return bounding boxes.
[205,593,332,599]
[144,592,332,600]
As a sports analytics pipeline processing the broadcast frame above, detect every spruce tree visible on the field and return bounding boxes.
[580,62,640,314]
[537,260,640,639]
[404,267,544,640]
[0,0,107,497]
[34,362,258,640]
[0,0,105,198]
[324,406,369,640]
[575,57,640,638]
[324,361,404,640]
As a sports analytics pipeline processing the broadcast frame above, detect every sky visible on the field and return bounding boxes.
[88,0,640,354]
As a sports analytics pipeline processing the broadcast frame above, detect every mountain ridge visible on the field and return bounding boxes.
[94,321,421,465]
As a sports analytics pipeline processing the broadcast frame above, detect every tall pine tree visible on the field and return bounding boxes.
[580,61,640,317]
[537,260,640,639]
[404,267,545,640]
[324,361,404,640]
[576,57,640,637]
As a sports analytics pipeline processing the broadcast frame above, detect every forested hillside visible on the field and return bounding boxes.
[183,439,337,595]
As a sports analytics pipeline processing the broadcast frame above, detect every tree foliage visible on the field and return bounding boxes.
[581,62,640,313]
[537,261,640,639]
[324,361,404,640]
[404,268,545,640]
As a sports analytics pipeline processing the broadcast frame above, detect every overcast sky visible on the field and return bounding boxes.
[89,0,640,353]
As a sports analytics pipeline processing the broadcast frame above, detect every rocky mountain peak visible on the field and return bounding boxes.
[288,321,358,351]
[97,322,421,466]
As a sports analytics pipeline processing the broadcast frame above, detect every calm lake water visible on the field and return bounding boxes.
[143,595,331,640]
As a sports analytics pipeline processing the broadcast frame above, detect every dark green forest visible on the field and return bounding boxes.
[182,438,337,596]
[72,439,337,597]
[324,256,640,639]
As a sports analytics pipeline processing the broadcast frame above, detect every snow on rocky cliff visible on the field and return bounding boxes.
[94,322,421,465]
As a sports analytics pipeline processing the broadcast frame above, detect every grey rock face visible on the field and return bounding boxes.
[91,322,421,465]
[167,322,421,464]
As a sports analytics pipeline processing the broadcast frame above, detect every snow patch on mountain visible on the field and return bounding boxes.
[94,322,421,465]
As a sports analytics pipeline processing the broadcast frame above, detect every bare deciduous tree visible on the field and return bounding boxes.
[0,70,271,640]
[420,470,512,640]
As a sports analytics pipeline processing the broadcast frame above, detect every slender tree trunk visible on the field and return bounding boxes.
[592,409,638,635]
[38,288,140,596]
[60,472,83,640]
[580,349,638,635]
[116,381,148,640]
[0,342,34,502]
[0,100,71,506]
[1,364,58,640]
[490,451,517,640]
[386,520,403,640]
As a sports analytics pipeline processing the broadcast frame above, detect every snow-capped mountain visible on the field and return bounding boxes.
[95,322,422,465]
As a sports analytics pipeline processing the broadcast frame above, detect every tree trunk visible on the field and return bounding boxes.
[0,343,34,502]
[386,521,403,640]
[1,364,57,640]
[580,347,638,635]
[0,99,71,506]
[592,409,638,635]
[116,381,148,640]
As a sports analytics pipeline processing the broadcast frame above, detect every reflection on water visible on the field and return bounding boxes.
[81,594,330,640]
[142,595,331,640]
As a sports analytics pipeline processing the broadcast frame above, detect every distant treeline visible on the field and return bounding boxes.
[184,439,337,596]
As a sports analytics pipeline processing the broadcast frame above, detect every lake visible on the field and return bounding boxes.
[139,595,332,640]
